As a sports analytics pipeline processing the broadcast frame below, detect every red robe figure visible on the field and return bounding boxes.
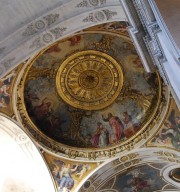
[103,113,124,143]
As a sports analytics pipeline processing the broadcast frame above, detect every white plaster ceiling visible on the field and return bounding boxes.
[0,0,127,77]
[0,0,71,40]
[0,115,55,192]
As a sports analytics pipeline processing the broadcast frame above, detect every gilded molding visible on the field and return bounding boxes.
[78,148,180,191]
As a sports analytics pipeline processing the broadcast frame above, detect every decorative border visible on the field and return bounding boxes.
[13,31,169,161]
[56,50,123,110]
[0,113,56,191]
[76,0,107,7]
[22,14,60,37]
[77,148,180,191]
[0,0,125,77]
[147,98,180,152]
[121,0,180,108]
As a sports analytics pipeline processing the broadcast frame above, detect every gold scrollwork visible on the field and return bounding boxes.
[56,50,123,110]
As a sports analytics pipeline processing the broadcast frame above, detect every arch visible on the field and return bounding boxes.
[0,114,55,192]
[78,147,180,191]
[0,1,126,77]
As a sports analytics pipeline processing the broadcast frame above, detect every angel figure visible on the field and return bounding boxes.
[75,164,91,178]
[158,109,180,149]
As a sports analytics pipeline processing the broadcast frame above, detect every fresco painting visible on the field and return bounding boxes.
[99,165,166,192]
[43,152,97,192]
[0,66,21,116]
[149,99,180,150]
[24,32,160,148]
[85,21,129,35]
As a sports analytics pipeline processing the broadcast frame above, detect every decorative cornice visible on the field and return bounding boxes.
[121,0,180,109]
[120,0,170,82]
[132,0,166,64]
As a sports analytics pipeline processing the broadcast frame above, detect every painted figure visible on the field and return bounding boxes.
[51,160,92,192]
[92,122,103,147]
[0,70,16,106]
[59,164,78,192]
[0,83,10,105]
[133,56,143,68]
[160,122,180,149]
[153,109,180,149]
[99,128,109,147]
[127,177,150,192]
[120,166,166,192]
[0,98,6,108]
[75,164,90,178]
[123,112,137,138]
[34,97,52,120]
[102,113,124,143]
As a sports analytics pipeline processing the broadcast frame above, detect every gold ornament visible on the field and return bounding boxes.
[56,50,123,110]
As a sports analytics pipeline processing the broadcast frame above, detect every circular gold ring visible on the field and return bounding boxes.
[56,50,123,110]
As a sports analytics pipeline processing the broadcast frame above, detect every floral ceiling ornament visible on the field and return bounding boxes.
[29,27,67,49]
[76,0,106,7]
[50,27,67,40]
[22,13,60,36]
[29,37,46,49]
[82,9,117,22]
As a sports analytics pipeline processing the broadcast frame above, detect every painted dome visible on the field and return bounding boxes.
[15,23,165,160]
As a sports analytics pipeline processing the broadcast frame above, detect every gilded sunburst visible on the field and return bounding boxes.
[56,50,123,110]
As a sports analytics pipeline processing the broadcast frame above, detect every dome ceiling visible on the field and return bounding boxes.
[15,22,167,160]
[0,1,179,191]
[78,148,180,192]
[0,114,55,192]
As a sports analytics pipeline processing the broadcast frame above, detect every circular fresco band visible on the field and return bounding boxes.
[14,29,168,161]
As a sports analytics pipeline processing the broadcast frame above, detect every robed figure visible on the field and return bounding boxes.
[102,113,124,143]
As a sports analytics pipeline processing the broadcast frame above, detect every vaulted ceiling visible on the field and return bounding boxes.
[0,1,180,192]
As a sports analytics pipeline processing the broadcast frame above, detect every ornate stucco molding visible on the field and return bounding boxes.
[76,0,107,7]
[120,0,180,108]
[22,14,60,37]
[78,147,180,191]
[13,55,170,161]
[120,0,152,73]
[0,1,125,78]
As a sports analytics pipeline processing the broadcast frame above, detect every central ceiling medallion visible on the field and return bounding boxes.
[56,50,123,110]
